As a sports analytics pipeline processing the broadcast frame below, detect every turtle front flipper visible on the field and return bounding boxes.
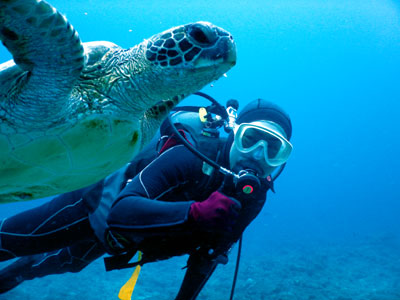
[0,0,84,122]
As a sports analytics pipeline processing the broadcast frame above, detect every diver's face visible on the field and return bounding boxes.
[229,143,275,178]
[229,120,290,178]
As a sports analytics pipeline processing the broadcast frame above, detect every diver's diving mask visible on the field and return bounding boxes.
[231,121,292,171]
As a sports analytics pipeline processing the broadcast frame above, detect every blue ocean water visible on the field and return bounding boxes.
[1,0,399,299]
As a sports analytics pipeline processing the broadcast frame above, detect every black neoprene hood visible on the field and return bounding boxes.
[236,99,292,140]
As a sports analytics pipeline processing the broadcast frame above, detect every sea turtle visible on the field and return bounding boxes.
[0,0,236,203]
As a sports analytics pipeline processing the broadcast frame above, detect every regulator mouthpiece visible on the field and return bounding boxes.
[234,169,261,196]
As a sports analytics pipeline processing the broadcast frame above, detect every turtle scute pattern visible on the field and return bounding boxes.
[0,0,236,203]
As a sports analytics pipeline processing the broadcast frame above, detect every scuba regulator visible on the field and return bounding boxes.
[232,169,261,197]
[222,99,264,197]
[167,92,277,201]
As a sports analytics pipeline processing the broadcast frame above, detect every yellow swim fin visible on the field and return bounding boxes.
[118,251,142,300]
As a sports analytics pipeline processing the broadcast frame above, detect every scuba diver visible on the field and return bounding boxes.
[0,94,293,300]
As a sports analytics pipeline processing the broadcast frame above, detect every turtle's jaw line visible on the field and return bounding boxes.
[194,58,235,69]
[195,58,224,68]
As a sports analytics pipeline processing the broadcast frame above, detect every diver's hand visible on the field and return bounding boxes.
[189,191,241,231]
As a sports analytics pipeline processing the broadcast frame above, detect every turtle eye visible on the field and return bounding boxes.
[187,24,217,45]
[189,26,209,44]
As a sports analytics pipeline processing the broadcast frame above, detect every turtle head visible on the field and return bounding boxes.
[132,21,236,147]
[145,21,236,70]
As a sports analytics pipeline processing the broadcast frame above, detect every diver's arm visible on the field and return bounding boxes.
[107,143,239,238]
[107,145,202,230]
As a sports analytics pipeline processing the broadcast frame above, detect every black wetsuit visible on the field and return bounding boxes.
[0,141,268,298]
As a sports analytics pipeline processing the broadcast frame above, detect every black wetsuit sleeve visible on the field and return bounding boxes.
[107,145,203,230]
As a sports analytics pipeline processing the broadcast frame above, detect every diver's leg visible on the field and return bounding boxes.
[0,239,105,293]
[0,189,94,261]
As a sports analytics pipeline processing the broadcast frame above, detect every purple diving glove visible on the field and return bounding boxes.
[189,191,241,231]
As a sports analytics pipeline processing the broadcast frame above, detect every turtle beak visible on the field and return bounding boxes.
[214,26,236,67]
[187,22,236,69]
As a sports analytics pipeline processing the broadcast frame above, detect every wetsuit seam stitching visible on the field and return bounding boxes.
[31,249,63,268]
[154,180,189,200]
[0,218,4,249]
[137,145,185,198]
[60,248,74,267]
[30,198,84,234]
[0,248,17,258]
[139,171,150,198]
[0,216,89,237]
[81,243,97,261]
[0,219,15,259]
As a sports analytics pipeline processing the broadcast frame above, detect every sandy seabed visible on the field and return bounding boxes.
[0,235,399,300]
